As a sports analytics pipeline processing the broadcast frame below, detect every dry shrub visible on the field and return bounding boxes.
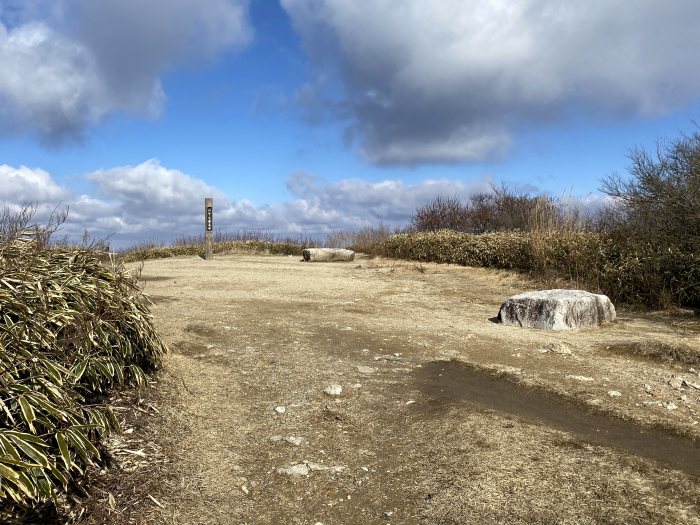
[0,209,166,519]
[377,229,698,307]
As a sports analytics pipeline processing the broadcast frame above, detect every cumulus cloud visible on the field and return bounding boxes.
[1,160,498,246]
[281,0,700,165]
[0,164,69,202]
[0,0,251,142]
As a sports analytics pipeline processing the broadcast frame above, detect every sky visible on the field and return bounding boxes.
[1,0,700,248]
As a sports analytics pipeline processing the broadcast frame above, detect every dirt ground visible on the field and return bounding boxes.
[80,254,699,525]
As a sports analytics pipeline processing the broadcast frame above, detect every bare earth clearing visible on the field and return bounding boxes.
[81,254,699,524]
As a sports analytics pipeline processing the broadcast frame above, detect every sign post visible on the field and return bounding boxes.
[204,197,213,260]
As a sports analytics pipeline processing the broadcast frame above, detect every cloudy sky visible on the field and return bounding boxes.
[1,0,699,247]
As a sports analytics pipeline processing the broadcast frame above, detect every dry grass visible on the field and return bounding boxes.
[605,341,700,367]
[119,238,314,263]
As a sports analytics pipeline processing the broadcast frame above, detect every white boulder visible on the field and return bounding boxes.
[302,248,355,262]
[498,289,615,330]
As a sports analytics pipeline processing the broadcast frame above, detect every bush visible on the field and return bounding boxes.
[411,186,564,234]
[600,128,700,307]
[377,229,698,307]
[0,212,166,516]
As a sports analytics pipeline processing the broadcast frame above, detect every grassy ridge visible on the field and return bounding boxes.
[378,229,699,307]
[119,239,313,263]
[0,237,166,516]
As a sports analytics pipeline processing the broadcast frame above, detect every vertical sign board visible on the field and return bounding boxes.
[204,197,213,260]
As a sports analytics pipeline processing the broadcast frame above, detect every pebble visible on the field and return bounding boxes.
[350,383,362,389]
[405,400,416,405]
[274,406,286,414]
[566,375,594,382]
[277,463,309,477]
[270,435,305,446]
[356,366,377,374]
[324,384,343,396]
[669,377,685,390]
[664,402,678,410]
[241,485,249,495]
[607,390,622,397]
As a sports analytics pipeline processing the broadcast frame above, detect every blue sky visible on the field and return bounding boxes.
[1,0,700,247]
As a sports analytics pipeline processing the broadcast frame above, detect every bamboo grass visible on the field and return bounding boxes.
[0,238,165,511]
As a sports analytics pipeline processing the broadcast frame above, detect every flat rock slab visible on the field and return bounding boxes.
[498,289,616,330]
[302,248,355,262]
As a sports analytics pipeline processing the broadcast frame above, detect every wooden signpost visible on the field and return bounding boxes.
[204,197,213,260]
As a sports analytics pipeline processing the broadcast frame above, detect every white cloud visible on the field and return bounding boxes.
[0,160,501,246]
[0,164,68,202]
[0,22,109,141]
[0,0,251,142]
[281,0,700,165]
[87,159,227,217]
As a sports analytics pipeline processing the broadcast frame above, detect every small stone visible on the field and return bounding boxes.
[549,342,573,355]
[285,436,305,446]
[350,383,362,389]
[669,377,685,390]
[664,402,678,410]
[566,375,595,382]
[241,485,249,495]
[607,390,622,397]
[405,400,416,405]
[324,384,343,396]
[277,463,309,476]
[274,406,286,414]
[356,366,377,374]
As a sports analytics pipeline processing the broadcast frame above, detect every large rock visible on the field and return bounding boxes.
[302,248,355,262]
[498,289,616,330]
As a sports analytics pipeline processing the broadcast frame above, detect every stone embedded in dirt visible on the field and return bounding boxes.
[566,375,595,382]
[324,384,343,396]
[607,390,622,397]
[542,342,573,355]
[664,402,679,410]
[270,435,305,446]
[277,461,345,477]
[356,366,377,374]
[498,289,616,330]
[277,463,310,477]
[350,383,362,389]
[301,248,355,262]
[669,377,685,390]
[274,406,286,414]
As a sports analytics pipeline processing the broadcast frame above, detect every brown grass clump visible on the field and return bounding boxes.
[605,341,700,367]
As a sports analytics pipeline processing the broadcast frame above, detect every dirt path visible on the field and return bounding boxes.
[85,254,699,524]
